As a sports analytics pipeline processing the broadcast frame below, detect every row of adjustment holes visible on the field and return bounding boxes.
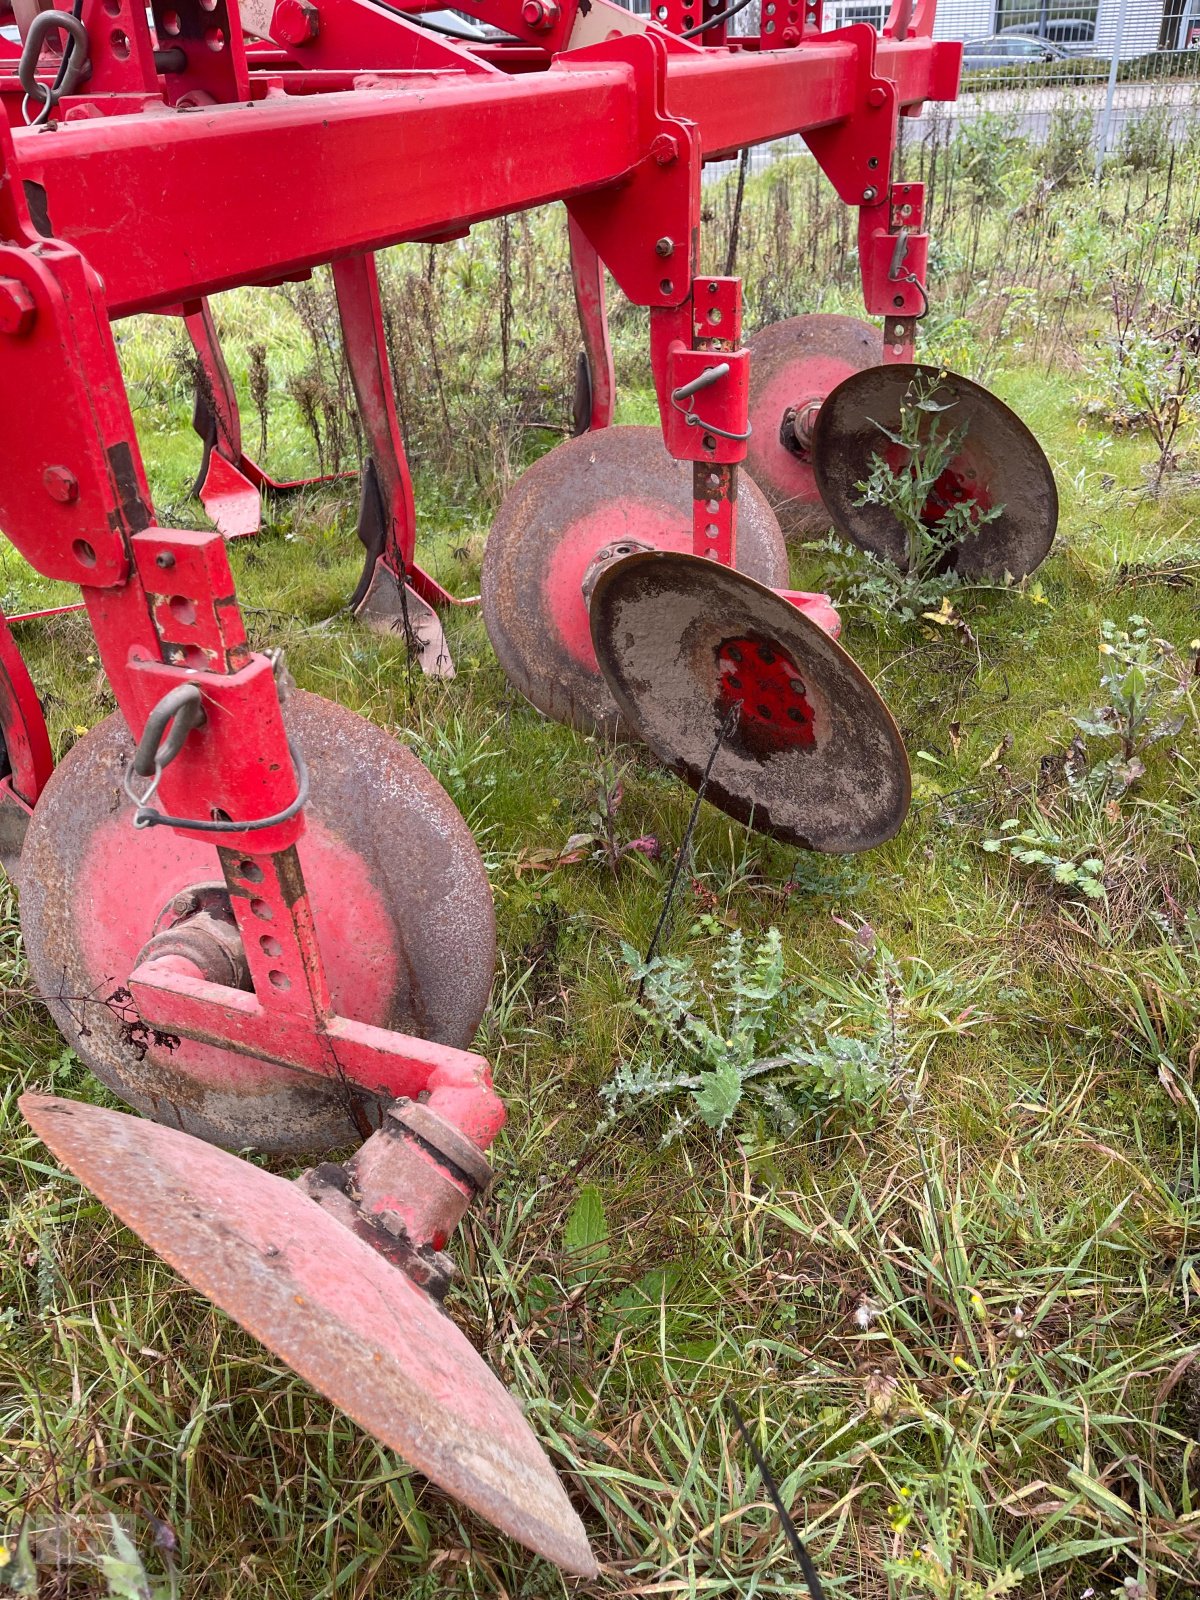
[232,861,291,991]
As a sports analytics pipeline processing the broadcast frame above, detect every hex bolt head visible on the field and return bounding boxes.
[0,277,36,337]
[43,465,79,504]
[650,133,679,167]
[521,0,559,28]
[867,86,888,108]
[273,0,319,45]
[655,237,674,258]
[862,185,879,203]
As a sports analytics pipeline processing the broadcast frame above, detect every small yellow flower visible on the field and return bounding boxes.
[0,1545,10,1569]
[73,724,89,736]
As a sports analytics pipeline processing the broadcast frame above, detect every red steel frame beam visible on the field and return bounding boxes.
[15,34,955,319]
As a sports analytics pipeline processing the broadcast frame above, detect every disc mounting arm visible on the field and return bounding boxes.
[0,163,504,1156]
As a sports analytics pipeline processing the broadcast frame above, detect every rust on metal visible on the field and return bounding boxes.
[481,425,789,737]
[17,692,496,1155]
[590,552,911,853]
[812,362,1058,580]
[745,314,881,540]
[20,1093,598,1579]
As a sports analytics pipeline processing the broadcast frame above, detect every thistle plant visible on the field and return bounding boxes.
[1070,615,1191,797]
[853,371,1004,599]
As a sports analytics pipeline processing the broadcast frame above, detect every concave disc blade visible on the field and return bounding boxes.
[20,1094,598,1579]
[746,315,881,540]
[481,426,789,736]
[590,552,910,853]
[812,363,1058,580]
[17,692,495,1155]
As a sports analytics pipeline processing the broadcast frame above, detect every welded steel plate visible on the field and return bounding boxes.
[746,315,881,540]
[812,363,1058,579]
[20,1094,598,1578]
[590,553,910,853]
[18,692,495,1155]
[481,426,789,736]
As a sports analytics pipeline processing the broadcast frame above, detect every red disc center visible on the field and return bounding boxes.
[716,637,816,749]
[882,443,993,531]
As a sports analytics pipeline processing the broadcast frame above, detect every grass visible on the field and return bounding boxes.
[3,124,1200,1600]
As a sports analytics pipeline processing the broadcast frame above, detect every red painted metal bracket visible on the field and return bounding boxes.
[803,23,897,208]
[129,951,505,1147]
[862,179,927,361]
[758,0,823,48]
[563,30,700,311]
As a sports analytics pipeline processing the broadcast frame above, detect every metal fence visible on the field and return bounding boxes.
[625,1,1200,176]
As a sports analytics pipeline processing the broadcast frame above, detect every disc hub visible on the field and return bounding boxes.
[136,883,250,989]
[301,1097,493,1300]
[716,636,817,751]
[780,396,823,460]
[580,536,655,609]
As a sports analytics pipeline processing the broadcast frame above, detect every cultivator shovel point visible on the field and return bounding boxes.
[18,691,495,1153]
[812,363,1059,580]
[20,1092,599,1578]
[186,299,357,544]
[745,314,883,540]
[590,551,910,853]
[481,426,791,736]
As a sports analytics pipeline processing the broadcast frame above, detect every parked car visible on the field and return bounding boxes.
[999,19,1098,56]
[1000,19,1095,46]
[961,34,1070,70]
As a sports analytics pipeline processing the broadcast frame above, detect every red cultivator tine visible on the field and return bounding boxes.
[569,212,616,436]
[184,299,354,542]
[21,1094,598,1578]
[0,608,54,873]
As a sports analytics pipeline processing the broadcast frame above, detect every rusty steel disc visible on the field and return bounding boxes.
[745,315,881,540]
[590,552,910,853]
[811,363,1058,580]
[17,692,495,1155]
[20,1093,598,1577]
[481,426,789,736]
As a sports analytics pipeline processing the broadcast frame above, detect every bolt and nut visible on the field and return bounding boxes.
[521,0,559,29]
[273,0,319,45]
[43,465,79,504]
[0,277,36,337]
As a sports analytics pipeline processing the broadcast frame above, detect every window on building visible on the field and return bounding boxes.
[825,2,889,27]
[993,1,1098,43]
